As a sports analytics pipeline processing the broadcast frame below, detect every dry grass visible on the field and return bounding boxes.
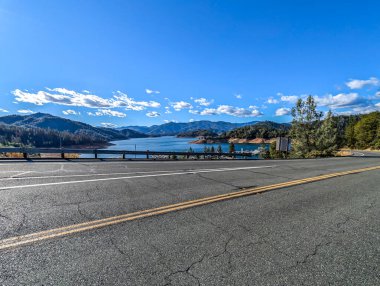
[2,152,26,158]
[336,149,353,157]
[40,153,80,159]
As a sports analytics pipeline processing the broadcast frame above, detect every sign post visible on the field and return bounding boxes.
[276,137,291,155]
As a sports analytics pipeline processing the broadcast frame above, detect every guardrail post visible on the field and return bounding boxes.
[122,153,126,159]
[94,150,98,159]
[61,152,65,159]
[23,152,28,159]
[146,150,149,159]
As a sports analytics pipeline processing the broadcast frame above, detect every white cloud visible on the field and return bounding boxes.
[200,105,262,117]
[376,91,380,98]
[145,89,160,94]
[113,91,161,110]
[189,109,200,114]
[101,122,118,128]
[235,94,242,99]
[164,106,172,114]
[12,88,160,111]
[164,119,178,123]
[337,105,380,115]
[0,108,9,113]
[62,109,80,115]
[88,109,127,118]
[17,109,34,114]
[280,95,298,103]
[189,119,195,122]
[194,97,214,106]
[267,97,279,104]
[146,111,160,117]
[82,90,90,94]
[346,77,379,89]
[171,101,193,111]
[275,107,291,116]
[315,93,362,109]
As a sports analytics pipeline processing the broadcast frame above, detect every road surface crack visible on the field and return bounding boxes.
[163,253,206,286]
[294,241,332,266]
[194,173,240,189]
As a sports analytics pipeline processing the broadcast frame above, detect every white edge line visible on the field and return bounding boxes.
[0,166,275,190]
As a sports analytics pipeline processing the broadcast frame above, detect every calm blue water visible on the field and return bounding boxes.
[81,136,263,158]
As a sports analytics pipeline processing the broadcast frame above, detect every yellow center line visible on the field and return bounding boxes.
[1,165,379,251]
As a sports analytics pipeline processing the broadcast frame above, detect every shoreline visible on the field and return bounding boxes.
[190,137,276,144]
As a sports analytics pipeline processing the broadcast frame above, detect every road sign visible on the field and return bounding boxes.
[276,137,290,152]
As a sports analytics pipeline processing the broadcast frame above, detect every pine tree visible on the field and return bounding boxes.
[216,144,222,154]
[290,95,323,158]
[229,142,235,153]
[316,110,338,156]
[210,146,215,153]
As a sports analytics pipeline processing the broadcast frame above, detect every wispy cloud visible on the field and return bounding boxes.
[275,107,291,116]
[235,94,242,99]
[164,119,178,123]
[88,109,127,118]
[279,94,299,103]
[100,122,118,128]
[200,105,262,117]
[0,108,9,113]
[146,111,160,117]
[17,109,34,114]
[145,89,160,95]
[346,77,379,89]
[62,109,80,115]
[171,101,193,111]
[267,97,279,104]
[164,106,172,114]
[193,97,214,106]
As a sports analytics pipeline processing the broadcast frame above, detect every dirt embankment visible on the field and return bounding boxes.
[190,138,276,144]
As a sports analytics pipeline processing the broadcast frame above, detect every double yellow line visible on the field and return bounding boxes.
[1,165,379,251]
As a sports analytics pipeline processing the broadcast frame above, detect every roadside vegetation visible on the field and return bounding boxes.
[267,95,380,159]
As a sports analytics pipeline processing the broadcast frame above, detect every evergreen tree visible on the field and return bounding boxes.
[345,121,356,148]
[290,95,323,158]
[316,110,338,156]
[229,142,235,153]
[216,144,222,154]
[203,146,209,153]
[210,146,215,153]
[353,112,380,148]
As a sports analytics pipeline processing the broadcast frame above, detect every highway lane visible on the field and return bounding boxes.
[0,155,379,285]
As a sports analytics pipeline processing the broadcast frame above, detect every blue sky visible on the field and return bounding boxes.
[1,0,380,127]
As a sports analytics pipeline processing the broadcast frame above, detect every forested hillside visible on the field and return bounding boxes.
[0,124,106,147]
[221,121,290,139]
[0,113,148,147]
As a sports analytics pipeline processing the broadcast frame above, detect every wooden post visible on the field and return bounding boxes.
[146,150,149,159]
[122,153,126,159]
[61,153,65,159]
[23,152,28,159]
[94,150,98,159]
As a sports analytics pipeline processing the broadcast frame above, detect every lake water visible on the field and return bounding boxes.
[81,136,263,158]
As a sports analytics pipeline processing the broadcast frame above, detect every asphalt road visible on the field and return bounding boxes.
[0,153,379,285]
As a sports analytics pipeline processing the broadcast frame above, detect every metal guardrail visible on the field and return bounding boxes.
[0,147,256,160]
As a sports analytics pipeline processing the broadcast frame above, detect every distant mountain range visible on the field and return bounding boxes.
[0,113,289,148]
[121,120,260,136]
[0,113,148,142]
